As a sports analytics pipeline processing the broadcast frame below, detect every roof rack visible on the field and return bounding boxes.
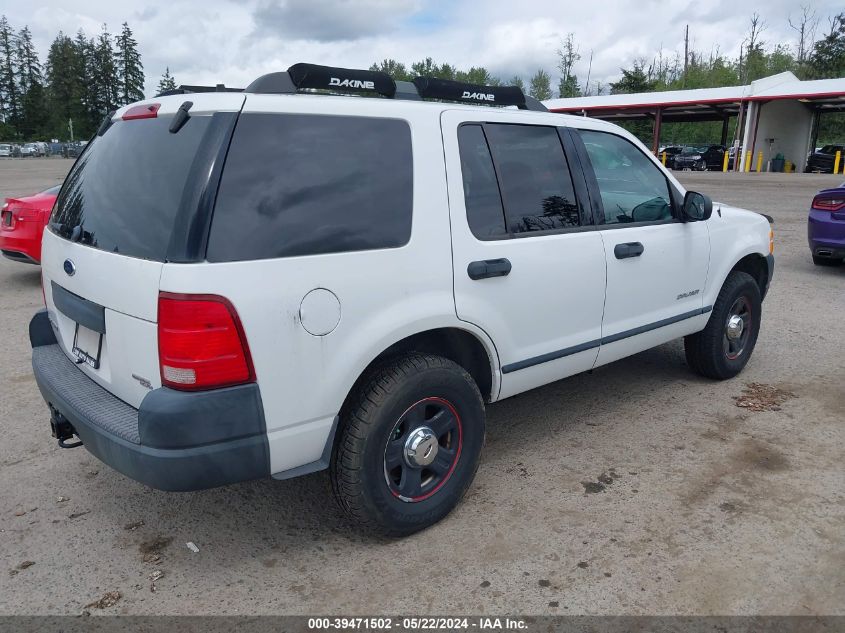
[244,63,547,111]
[156,84,243,97]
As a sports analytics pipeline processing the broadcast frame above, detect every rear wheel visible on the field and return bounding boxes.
[812,254,841,266]
[684,271,762,380]
[331,353,485,536]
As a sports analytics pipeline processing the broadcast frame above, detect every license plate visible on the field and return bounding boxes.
[72,323,103,369]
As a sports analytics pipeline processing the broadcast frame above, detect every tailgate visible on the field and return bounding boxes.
[42,230,162,408]
[39,93,245,409]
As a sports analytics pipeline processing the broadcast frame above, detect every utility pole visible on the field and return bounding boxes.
[585,50,593,95]
[683,24,689,87]
[68,118,74,142]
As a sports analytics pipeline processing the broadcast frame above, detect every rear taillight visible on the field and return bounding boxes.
[812,195,845,212]
[157,292,254,391]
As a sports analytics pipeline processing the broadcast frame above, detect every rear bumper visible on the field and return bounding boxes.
[0,233,41,263]
[808,212,845,258]
[30,310,269,491]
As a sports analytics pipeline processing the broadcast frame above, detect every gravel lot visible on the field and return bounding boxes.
[1,159,843,615]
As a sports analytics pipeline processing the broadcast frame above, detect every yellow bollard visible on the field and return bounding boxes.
[835,151,842,175]
[745,151,752,172]
[661,151,667,166]
[756,151,763,173]
[722,151,730,172]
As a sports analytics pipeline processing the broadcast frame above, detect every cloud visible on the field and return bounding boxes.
[252,0,418,42]
[8,0,845,98]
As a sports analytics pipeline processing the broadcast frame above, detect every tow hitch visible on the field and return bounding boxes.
[49,406,83,449]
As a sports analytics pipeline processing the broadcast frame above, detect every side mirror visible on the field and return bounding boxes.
[682,191,713,222]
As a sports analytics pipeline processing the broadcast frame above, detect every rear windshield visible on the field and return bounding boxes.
[50,115,211,261]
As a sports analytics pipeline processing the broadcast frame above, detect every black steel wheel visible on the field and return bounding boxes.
[331,353,485,536]
[685,271,762,380]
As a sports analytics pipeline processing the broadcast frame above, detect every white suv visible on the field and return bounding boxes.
[31,64,774,535]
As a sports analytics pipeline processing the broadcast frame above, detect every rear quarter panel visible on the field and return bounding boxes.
[159,97,498,475]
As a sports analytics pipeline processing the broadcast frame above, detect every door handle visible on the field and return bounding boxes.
[614,242,644,259]
[467,258,512,280]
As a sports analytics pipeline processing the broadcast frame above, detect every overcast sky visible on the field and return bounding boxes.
[7,0,845,97]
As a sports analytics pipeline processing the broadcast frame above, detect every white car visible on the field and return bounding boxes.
[0,143,10,157]
[30,63,774,536]
[20,143,39,157]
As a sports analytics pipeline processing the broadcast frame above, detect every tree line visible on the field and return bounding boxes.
[3,8,845,144]
[0,16,178,142]
[373,9,845,100]
[371,9,845,144]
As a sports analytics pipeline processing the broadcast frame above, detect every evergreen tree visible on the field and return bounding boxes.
[0,16,19,127]
[92,24,118,115]
[610,60,657,94]
[528,69,552,101]
[20,81,47,138]
[368,59,411,82]
[507,75,525,91]
[73,30,98,136]
[156,66,177,94]
[114,22,144,104]
[46,31,86,139]
[16,26,42,93]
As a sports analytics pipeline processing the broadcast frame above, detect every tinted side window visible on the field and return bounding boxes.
[457,125,506,239]
[578,130,673,225]
[207,113,413,261]
[484,124,581,234]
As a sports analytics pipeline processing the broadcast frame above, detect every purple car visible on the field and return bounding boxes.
[808,186,845,266]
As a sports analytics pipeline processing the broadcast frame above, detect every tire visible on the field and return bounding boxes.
[812,254,841,266]
[331,353,485,536]
[684,271,762,380]
[697,160,707,171]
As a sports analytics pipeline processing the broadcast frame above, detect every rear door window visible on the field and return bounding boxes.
[50,115,213,261]
[484,124,582,234]
[207,113,413,261]
[457,124,507,239]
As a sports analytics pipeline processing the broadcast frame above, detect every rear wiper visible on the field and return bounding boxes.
[169,101,193,134]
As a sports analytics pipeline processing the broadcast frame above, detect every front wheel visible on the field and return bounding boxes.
[331,353,485,536]
[684,271,762,380]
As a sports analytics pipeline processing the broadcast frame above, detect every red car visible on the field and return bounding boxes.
[0,185,61,264]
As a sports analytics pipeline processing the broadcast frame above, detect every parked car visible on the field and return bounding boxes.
[808,185,845,265]
[0,185,60,264]
[674,144,725,171]
[659,145,684,169]
[805,145,845,173]
[29,63,775,536]
[19,143,39,157]
[62,141,86,158]
[0,143,11,157]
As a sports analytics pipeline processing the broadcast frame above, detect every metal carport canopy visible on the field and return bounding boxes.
[543,72,845,160]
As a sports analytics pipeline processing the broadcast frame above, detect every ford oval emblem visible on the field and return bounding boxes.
[63,259,76,276]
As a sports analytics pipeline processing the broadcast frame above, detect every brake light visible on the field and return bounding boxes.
[812,195,845,212]
[157,292,254,391]
[122,103,160,121]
